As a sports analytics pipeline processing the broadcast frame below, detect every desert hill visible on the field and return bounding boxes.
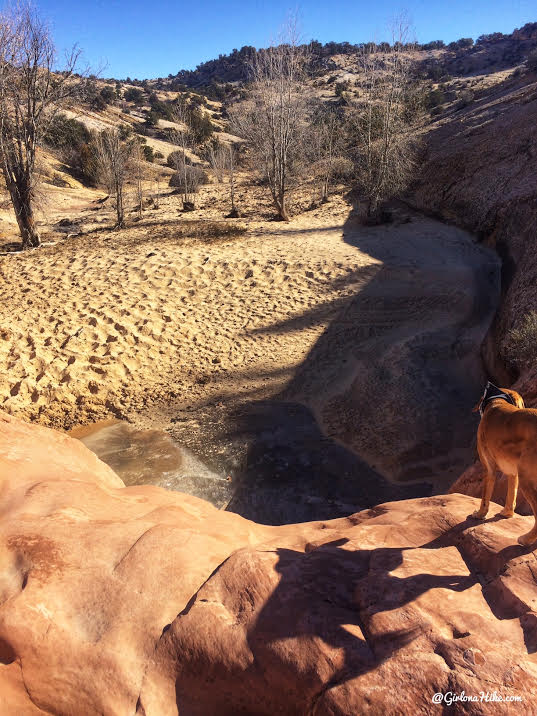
[151,22,537,91]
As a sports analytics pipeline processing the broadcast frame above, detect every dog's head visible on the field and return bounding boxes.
[473,382,525,414]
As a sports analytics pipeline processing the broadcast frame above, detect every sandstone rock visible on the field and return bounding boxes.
[411,77,537,384]
[2,412,537,714]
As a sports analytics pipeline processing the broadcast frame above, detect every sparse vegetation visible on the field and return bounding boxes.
[0,10,530,244]
[180,220,247,242]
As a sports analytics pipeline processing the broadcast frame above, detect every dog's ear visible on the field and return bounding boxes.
[504,388,525,409]
[472,399,482,413]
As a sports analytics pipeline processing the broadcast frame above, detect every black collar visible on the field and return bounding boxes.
[479,381,516,417]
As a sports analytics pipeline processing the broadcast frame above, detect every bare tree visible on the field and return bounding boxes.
[132,140,145,218]
[308,105,350,204]
[351,18,419,217]
[206,139,227,183]
[94,129,133,228]
[206,137,240,215]
[0,3,82,248]
[227,143,238,216]
[154,174,160,209]
[231,23,310,220]
[168,102,199,208]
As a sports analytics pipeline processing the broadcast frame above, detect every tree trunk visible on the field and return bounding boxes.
[321,176,329,204]
[367,196,377,218]
[10,185,40,248]
[229,147,236,213]
[115,181,125,228]
[276,193,290,221]
[137,178,143,218]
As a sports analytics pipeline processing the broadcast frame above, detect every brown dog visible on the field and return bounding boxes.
[471,382,537,546]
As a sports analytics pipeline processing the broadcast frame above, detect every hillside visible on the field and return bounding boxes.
[149,22,537,93]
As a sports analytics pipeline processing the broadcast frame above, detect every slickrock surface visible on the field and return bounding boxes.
[2,411,537,715]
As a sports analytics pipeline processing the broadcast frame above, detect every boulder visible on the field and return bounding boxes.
[1,411,537,714]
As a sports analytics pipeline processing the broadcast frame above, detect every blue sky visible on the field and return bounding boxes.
[32,0,536,79]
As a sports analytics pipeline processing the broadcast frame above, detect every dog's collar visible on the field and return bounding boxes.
[479,381,516,417]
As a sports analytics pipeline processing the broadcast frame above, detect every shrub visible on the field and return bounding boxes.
[458,89,474,108]
[148,97,174,120]
[190,93,207,106]
[142,145,155,162]
[188,107,213,145]
[44,115,101,185]
[421,40,445,51]
[100,86,115,104]
[527,49,537,73]
[426,62,447,82]
[335,80,350,97]
[119,124,133,140]
[448,38,474,51]
[124,87,145,105]
[145,110,159,128]
[331,157,354,183]
[167,150,193,168]
[44,114,91,149]
[70,141,99,185]
[427,88,445,108]
[169,165,209,191]
[505,312,537,369]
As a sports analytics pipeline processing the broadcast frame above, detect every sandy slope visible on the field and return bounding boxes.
[0,193,371,429]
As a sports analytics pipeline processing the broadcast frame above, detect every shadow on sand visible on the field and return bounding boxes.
[222,207,499,524]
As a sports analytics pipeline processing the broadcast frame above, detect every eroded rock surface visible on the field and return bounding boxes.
[1,412,537,715]
[412,77,537,383]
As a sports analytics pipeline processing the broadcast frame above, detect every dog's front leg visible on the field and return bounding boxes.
[500,473,518,518]
[471,469,495,520]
